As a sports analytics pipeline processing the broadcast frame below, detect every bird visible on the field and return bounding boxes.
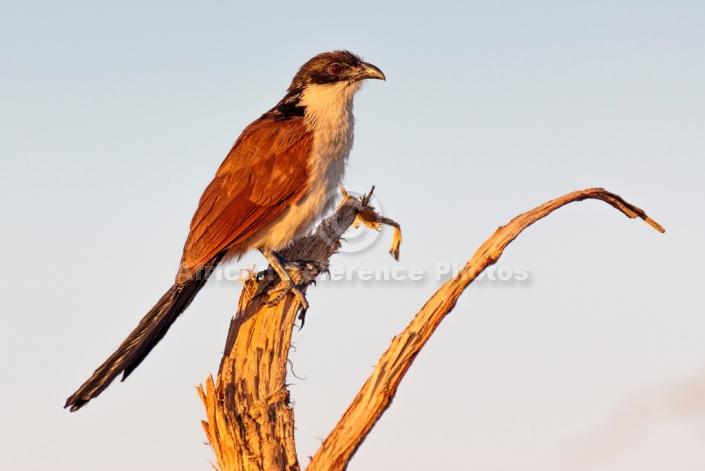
[65,50,385,412]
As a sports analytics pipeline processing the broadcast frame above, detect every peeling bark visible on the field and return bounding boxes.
[200,188,663,471]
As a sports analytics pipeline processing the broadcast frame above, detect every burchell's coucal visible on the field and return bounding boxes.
[65,50,385,411]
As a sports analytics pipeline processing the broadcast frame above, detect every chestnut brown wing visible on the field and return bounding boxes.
[176,117,312,283]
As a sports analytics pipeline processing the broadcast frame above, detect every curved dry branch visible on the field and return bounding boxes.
[306,187,664,471]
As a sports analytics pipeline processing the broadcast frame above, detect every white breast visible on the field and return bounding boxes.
[247,81,361,251]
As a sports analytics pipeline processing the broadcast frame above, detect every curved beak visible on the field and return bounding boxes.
[357,62,386,81]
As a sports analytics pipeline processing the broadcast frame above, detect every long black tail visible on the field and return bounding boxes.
[65,256,222,412]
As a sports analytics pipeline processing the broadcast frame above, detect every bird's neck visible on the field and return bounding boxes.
[298,81,361,161]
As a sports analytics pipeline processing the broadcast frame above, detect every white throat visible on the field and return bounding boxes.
[299,80,362,158]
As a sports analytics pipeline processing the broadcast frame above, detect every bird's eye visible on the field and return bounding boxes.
[329,63,343,75]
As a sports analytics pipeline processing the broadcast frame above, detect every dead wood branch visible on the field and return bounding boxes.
[199,187,662,471]
[305,188,664,471]
[198,188,400,471]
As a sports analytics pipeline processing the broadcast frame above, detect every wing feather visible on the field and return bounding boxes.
[176,117,312,282]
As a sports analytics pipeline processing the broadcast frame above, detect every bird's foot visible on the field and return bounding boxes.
[266,278,309,311]
[260,250,315,311]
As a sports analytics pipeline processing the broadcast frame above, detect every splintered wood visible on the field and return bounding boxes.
[199,188,401,471]
[199,187,662,471]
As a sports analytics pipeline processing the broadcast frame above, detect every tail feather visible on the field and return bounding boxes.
[65,256,222,412]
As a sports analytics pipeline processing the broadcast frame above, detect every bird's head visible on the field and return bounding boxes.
[288,50,385,92]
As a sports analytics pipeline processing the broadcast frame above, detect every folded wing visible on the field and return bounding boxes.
[177,117,312,283]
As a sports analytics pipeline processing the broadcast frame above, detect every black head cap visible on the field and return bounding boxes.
[288,50,385,91]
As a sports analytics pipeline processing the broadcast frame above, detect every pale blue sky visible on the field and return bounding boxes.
[2,1,705,470]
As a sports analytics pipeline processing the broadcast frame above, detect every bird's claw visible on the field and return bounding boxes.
[266,280,309,310]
